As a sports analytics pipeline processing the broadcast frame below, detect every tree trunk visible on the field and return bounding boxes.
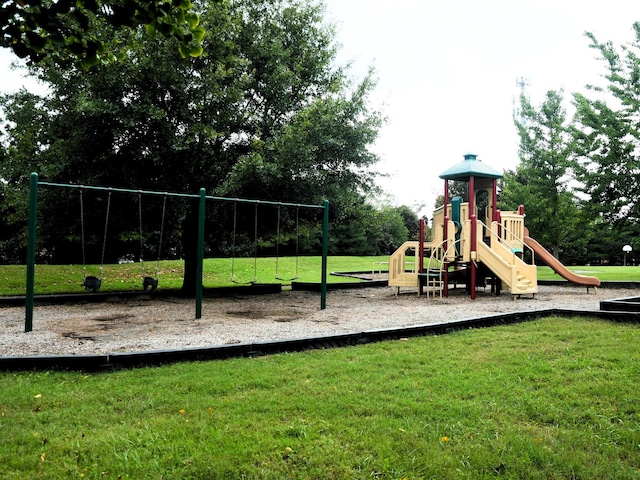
[180,198,199,296]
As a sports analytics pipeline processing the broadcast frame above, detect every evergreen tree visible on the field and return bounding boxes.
[501,89,581,260]
[572,23,640,225]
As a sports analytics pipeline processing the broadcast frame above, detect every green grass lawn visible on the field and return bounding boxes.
[0,256,388,296]
[1,317,639,479]
[1,256,638,297]
[536,264,640,282]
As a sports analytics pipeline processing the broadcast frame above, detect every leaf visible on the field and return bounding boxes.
[178,43,189,58]
[188,45,203,58]
[81,53,101,69]
[185,12,200,29]
[192,26,205,43]
[145,23,157,37]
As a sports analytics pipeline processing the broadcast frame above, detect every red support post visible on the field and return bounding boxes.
[443,179,449,298]
[419,217,425,273]
[470,213,477,300]
[443,179,449,211]
[492,179,498,222]
[469,176,476,300]
[469,176,475,215]
[443,215,449,298]
[495,209,502,240]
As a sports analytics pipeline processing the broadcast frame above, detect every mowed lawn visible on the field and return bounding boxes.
[1,258,639,296]
[1,317,639,479]
[537,264,640,282]
[0,256,387,296]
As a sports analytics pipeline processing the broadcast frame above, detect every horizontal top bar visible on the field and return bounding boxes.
[39,181,199,199]
[36,178,325,209]
[205,195,324,209]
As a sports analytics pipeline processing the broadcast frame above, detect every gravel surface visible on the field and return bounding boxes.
[1,284,637,357]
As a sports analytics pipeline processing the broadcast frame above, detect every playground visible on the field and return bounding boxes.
[1,284,635,357]
[2,157,640,478]
[2,154,631,361]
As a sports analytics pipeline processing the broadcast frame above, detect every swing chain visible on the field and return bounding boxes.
[138,192,146,278]
[231,200,238,283]
[230,200,259,284]
[99,189,112,280]
[253,201,258,283]
[294,205,299,277]
[78,187,109,292]
[156,194,167,278]
[139,192,165,292]
[80,187,86,280]
[275,203,300,281]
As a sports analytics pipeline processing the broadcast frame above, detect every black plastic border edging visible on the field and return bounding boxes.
[292,280,388,291]
[0,282,375,307]
[0,284,285,308]
[4,280,633,308]
[3,308,640,372]
[600,295,640,312]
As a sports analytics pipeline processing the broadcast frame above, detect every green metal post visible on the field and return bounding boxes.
[320,199,329,310]
[25,172,38,332]
[195,188,206,319]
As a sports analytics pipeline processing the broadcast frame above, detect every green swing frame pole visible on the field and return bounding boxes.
[320,199,329,310]
[195,188,206,319]
[25,172,39,332]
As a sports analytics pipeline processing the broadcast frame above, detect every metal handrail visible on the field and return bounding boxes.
[424,237,463,297]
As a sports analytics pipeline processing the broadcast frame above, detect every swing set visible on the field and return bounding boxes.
[230,201,301,284]
[25,173,329,332]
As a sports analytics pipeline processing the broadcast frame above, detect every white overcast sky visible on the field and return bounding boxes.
[323,0,638,215]
[1,1,638,215]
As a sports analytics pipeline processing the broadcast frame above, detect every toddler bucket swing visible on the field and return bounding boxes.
[80,187,111,292]
[138,192,167,292]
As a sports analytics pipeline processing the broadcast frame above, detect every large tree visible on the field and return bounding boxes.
[571,23,640,225]
[501,89,581,260]
[0,0,384,291]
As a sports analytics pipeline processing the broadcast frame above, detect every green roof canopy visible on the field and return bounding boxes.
[439,153,503,181]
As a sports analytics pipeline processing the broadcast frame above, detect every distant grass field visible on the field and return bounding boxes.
[0,256,388,296]
[536,264,640,282]
[0,257,638,296]
[1,317,639,479]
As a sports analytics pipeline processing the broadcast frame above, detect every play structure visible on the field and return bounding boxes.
[388,154,600,299]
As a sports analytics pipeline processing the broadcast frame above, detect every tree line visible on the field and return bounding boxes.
[501,22,640,266]
[0,0,419,293]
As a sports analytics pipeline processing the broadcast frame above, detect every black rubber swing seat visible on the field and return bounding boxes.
[143,276,158,292]
[83,276,102,293]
